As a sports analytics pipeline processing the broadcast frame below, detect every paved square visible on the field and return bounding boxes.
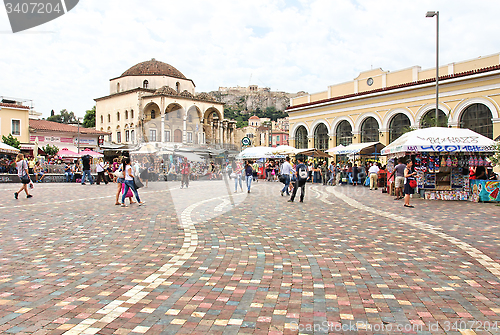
[1,180,500,334]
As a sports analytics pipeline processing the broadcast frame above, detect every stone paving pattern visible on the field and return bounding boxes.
[0,180,499,334]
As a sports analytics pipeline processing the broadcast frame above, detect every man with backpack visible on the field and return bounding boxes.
[288,157,307,203]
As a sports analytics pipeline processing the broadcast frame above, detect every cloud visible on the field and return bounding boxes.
[1,0,500,119]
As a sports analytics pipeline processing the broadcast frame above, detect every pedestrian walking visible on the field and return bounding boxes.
[121,157,144,207]
[96,158,109,185]
[403,160,417,208]
[280,157,293,196]
[245,160,253,193]
[352,164,359,186]
[368,162,380,190]
[81,154,94,185]
[327,161,335,185]
[232,161,243,192]
[180,157,191,189]
[321,161,328,185]
[141,157,150,188]
[114,159,124,205]
[289,157,307,203]
[14,153,33,199]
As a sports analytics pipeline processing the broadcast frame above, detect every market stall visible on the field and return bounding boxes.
[381,127,498,201]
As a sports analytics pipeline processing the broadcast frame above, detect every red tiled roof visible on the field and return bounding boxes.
[119,59,186,79]
[29,119,110,135]
[249,115,260,120]
[287,64,500,111]
[0,102,30,109]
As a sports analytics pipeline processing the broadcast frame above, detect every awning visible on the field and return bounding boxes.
[295,148,331,158]
[0,142,20,154]
[335,142,385,155]
[176,152,205,162]
[381,127,497,155]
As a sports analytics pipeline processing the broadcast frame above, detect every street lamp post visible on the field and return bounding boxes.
[426,10,439,127]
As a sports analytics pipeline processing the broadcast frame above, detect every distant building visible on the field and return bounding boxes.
[0,97,32,144]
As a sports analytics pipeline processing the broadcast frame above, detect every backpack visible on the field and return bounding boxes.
[298,165,308,180]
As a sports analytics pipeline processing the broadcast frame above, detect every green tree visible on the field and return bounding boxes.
[46,109,77,124]
[83,106,96,128]
[2,134,21,149]
[42,144,59,156]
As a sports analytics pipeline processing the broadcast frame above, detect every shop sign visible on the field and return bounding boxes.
[241,137,251,146]
[74,138,97,145]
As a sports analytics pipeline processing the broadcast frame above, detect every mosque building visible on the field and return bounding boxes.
[95,59,236,149]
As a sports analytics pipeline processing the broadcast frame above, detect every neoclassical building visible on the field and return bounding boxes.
[287,53,500,151]
[95,59,236,148]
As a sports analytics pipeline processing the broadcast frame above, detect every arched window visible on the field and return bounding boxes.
[117,83,120,93]
[107,114,111,122]
[314,124,329,151]
[336,121,352,146]
[177,110,181,118]
[131,130,135,143]
[143,80,149,89]
[151,110,156,119]
[117,112,120,121]
[130,110,134,119]
[389,114,411,143]
[420,109,447,128]
[176,82,180,93]
[460,103,493,139]
[294,126,308,149]
[100,115,103,123]
[125,110,129,119]
[360,117,379,143]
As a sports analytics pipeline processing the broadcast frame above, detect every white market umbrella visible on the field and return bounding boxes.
[34,136,39,159]
[0,142,20,154]
[271,145,298,155]
[236,146,274,159]
[381,127,497,155]
[325,144,345,153]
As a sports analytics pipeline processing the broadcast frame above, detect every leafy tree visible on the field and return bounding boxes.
[490,142,500,168]
[83,106,96,128]
[2,134,21,149]
[42,144,59,156]
[236,120,248,128]
[46,109,77,124]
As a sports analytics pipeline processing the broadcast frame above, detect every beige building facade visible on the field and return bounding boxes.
[95,59,236,149]
[288,54,500,152]
[0,100,30,144]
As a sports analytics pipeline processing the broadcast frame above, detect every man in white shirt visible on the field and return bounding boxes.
[368,163,380,190]
[280,157,293,196]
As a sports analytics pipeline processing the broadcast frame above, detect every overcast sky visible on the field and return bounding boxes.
[1,0,500,119]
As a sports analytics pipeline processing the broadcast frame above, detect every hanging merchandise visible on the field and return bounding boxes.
[478,156,484,167]
[473,155,478,167]
[446,156,452,167]
[452,155,458,167]
[469,155,474,167]
[441,156,446,167]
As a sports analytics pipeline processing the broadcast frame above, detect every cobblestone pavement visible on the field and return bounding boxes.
[0,179,499,334]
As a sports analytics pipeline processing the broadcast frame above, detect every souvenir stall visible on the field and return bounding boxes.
[381,127,498,201]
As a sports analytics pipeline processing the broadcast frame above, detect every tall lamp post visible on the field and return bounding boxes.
[426,10,439,127]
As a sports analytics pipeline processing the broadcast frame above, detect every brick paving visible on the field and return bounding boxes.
[0,180,499,334]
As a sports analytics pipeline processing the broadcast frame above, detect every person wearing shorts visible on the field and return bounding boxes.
[389,159,406,200]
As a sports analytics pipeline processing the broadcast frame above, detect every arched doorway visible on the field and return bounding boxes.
[314,123,329,151]
[360,117,379,143]
[420,109,447,128]
[294,126,308,149]
[389,114,411,143]
[459,103,493,139]
[336,120,352,146]
[174,129,182,143]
